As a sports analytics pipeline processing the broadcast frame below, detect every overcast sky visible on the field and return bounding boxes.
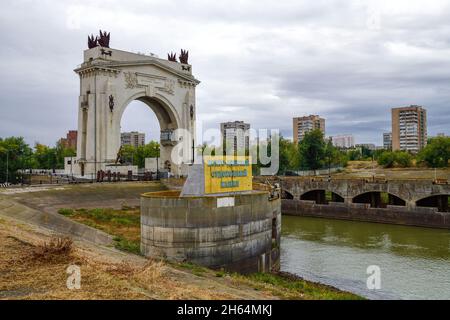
[1,0,450,147]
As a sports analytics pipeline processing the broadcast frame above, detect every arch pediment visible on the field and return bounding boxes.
[106,60,200,86]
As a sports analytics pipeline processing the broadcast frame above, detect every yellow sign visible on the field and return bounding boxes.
[204,156,252,194]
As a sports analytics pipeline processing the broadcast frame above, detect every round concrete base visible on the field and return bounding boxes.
[140,190,281,274]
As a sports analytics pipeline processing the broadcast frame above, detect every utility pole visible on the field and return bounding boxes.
[192,139,195,165]
[156,155,159,181]
[5,150,9,184]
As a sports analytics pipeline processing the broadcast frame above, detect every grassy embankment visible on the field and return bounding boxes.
[57,207,361,300]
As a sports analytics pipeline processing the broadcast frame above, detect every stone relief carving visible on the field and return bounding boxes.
[124,72,138,89]
[164,79,175,94]
[125,72,175,95]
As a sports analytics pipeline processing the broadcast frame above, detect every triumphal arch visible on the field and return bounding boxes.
[72,31,199,177]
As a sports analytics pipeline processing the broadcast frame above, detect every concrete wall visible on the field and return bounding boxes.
[282,199,450,229]
[141,191,281,274]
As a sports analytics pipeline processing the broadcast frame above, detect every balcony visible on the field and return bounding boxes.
[160,129,178,146]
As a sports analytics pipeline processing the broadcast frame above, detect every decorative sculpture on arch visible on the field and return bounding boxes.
[87,30,110,49]
[168,52,177,62]
[109,95,114,112]
[98,30,110,48]
[88,35,98,49]
[179,49,189,64]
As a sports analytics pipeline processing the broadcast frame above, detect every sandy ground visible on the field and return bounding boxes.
[334,161,450,180]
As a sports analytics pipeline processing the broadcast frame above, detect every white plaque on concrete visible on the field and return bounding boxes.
[217,197,235,208]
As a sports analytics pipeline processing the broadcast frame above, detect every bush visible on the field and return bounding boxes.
[378,151,412,168]
[57,208,74,216]
[394,151,412,168]
[378,151,396,168]
[418,136,450,168]
[32,236,73,260]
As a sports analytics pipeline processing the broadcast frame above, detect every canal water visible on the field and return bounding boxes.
[281,216,450,300]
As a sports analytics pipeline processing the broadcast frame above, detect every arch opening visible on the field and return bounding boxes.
[416,195,449,213]
[119,100,161,170]
[281,190,294,200]
[300,190,344,205]
[353,192,406,208]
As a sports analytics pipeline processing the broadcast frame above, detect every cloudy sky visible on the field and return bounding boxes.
[1,0,450,147]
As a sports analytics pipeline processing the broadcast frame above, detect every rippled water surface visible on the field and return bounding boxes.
[281,216,450,300]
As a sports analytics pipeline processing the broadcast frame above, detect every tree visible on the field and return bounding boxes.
[298,129,326,170]
[33,143,58,170]
[394,151,412,168]
[377,150,412,168]
[378,151,395,168]
[134,141,160,168]
[55,141,76,169]
[418,137,450,168]
[278,137,297,174]
[118,141,161,168]
[0,137,33,183]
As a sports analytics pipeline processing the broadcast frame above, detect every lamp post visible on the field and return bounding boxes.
[70,156,73,181]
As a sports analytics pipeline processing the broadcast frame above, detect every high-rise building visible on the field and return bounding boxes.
[383,132,392,150]
[392,106,427,153]
[331,134,355,149]
[121,131,145,148]
[293,115,325,144]
[59,130,78,150]
[220,121,250,155]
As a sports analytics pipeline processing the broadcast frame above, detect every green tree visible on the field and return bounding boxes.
[33,143,58,170]
[346,149,362,161]
[377,151,396,168]
[377,150,413,168]
[278,136,297,174]
[394,151,412,168]
[298,129,326,170]
[0,137,33,183]
[418,136,450,167]
[134,141,160,168]
[55,141,76,169]
[118,141,161,168]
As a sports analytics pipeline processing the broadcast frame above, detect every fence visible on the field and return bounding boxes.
[287,166,344,177]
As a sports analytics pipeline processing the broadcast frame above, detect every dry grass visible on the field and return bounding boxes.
[0,221,275,300]
[31,237,73,261]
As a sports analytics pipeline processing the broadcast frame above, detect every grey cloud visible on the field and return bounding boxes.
[0,0,449,147]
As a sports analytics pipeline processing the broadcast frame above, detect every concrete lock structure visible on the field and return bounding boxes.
[140,191,281,273]
[72,38,199,177]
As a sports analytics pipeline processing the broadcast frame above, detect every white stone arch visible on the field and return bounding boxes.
[72,45,199,177]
